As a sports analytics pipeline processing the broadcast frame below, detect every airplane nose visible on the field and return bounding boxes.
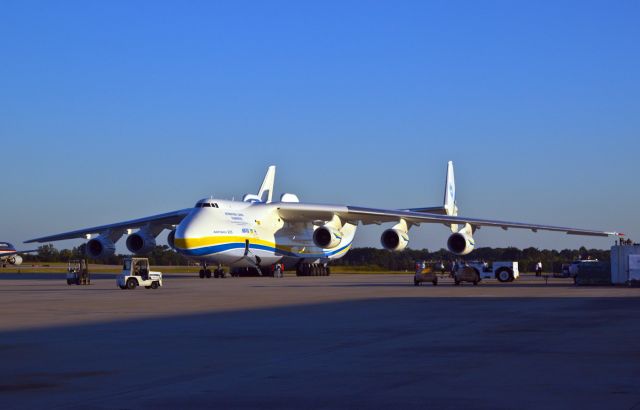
[174,210,207,249]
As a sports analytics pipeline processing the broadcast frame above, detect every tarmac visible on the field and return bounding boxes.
[1,272,639,409]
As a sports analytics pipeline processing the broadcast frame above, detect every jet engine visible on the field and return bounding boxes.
[447,231,475,255]
[86,236,116,259]
[167,229,176,250]
[8,255,23,265]
[380,229,409,251]
[126,230,157,255]
[313,225,342,249]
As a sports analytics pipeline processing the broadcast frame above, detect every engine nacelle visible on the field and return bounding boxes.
[313,225,342,249]
[380,229,409,251]
[167,229,176,250]
[447,231,475,255]
[8,255,23,265]
[86,236,116,259]
[126,230,157,255]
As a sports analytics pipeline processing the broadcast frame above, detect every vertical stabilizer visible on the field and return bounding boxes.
[258,165,276,203]
[443,161,457,216]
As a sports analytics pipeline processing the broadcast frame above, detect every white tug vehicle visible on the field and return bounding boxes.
[455,261,519,284]
[117,257,163,290]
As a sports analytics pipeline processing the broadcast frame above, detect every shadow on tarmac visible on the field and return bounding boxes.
[1,296,639,409]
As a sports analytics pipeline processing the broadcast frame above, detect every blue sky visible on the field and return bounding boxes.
[1,0,638,252]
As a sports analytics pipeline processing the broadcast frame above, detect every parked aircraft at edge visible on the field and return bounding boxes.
[0,242,37,268]
[26,162,622,277]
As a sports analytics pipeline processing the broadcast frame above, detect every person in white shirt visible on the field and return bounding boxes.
[535,261,543,277]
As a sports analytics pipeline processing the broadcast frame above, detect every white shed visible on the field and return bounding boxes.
[610,244,640,285]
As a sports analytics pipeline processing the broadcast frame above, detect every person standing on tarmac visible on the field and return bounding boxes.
[535,261,543,277]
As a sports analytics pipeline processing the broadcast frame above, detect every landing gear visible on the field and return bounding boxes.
[296,263,330,277]
[199,262,211,279]
[214,266,225,278]
[199,262,226,278]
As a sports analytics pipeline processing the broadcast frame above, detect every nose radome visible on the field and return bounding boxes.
[174,210,210,249]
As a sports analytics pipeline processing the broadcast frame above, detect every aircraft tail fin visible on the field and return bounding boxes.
[404,161,458,217]
[443,161,457,216]
[258,165,276,203]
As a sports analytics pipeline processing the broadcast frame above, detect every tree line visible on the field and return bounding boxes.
[23,244,191,266]
[22,244,610,272]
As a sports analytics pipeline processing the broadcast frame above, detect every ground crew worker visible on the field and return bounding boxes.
[535,261,543,277]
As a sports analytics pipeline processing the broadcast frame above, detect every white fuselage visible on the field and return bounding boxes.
[173,199,356,267]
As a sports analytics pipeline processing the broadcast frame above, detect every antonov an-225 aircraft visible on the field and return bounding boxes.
[26,162,620,278]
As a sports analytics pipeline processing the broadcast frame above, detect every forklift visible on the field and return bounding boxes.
[67,259,90,285]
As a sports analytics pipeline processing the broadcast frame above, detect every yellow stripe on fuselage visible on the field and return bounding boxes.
[174,235,351,257]
[174,235,274,249]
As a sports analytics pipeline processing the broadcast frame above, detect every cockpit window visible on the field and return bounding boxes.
[195,202,218,208]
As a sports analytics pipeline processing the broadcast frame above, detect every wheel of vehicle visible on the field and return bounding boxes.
[199,269,205,279]
[151,281,159,289]
[219,270,225,278]
[496,268,512,283]
[67,279,72,285]
[126,279,137,289]
[145,286,151,289]
[205,269,212,278]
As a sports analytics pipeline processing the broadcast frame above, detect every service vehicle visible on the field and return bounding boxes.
[568,259,599,278]
[456,261,519,283]
[453,264,481,285]
[66,259,90,285]
[554,264,571,278]
[117,257,162,290]
[414,261,440,286]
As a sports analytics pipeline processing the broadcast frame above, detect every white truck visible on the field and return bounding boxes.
[455,261,519,283]
[117,257,163,290]
[568,259,599,278]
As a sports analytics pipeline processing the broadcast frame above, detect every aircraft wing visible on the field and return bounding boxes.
[276,203,621,237]
[25,209,192,243]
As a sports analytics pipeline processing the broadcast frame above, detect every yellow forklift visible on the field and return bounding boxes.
[66,259,90,285]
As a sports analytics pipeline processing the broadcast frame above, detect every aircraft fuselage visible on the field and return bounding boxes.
[173,199,355,267]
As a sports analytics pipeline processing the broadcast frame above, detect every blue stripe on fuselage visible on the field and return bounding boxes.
[176,241,351,258]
